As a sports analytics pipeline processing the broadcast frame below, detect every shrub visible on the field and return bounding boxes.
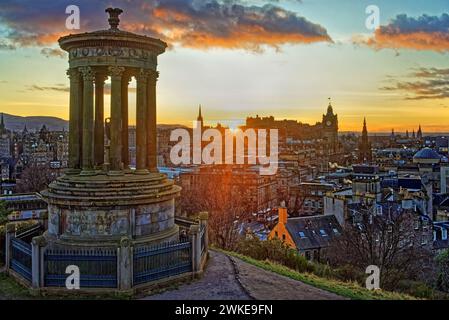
[396,280,446,299]
[436,249,449,293]
[236,237,314,273]
[332,264,364,284]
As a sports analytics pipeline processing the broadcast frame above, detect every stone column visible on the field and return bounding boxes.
[31,235,46,289]
[108,66,125,175]
[67,69,82,174]
[146,70,159,172]
[118,237,133,291]
[136,69,149,174]
[5,223,15,272]
[79,66,95,176]
[94,74,107,168]
[121,75,131,170]
[189,224,201,274]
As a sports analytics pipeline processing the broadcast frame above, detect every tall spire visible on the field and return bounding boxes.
[327,97,333,114]
[359,117,372,163]
[0,113,5,134]
[197,104,204,128]
[417,124,423,140]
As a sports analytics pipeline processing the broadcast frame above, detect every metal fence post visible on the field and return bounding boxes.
[189,224,200,273]
[31,235,46,289]
[118,237,133,290]
[5,223,15,272]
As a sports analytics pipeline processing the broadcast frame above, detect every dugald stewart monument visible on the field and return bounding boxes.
[5,8,208,293]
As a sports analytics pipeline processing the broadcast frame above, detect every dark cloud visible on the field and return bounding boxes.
[382,67,449,100]
[40,48,66,58]
[0,41,16,50]
[0,0,331,52]
[27,84,69,93]
[360,13,449,53]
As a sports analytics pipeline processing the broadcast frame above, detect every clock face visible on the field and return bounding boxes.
[326,120,332,126]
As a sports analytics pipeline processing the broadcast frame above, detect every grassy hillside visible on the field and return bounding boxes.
[217,249,417,300]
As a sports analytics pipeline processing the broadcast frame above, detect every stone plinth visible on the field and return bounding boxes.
[41,172,181,247]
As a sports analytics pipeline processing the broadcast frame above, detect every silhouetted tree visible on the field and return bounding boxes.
[0,201,9,225]
[327,204,432,290]
[436,249,449,292]
[179,171,253,250]
[15,163,58,193]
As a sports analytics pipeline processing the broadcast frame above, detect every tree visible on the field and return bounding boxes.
[436,249,449,292]
[327,203,432,290]
[0,201,9,225]
[15,163,58,193]
[179,170,253,250]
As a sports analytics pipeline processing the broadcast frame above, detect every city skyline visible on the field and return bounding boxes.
[0,0,448,132]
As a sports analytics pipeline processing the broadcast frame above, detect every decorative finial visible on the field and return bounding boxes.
[105,8,123,30]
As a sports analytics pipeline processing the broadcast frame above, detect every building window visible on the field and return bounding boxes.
[319,229,328,237]
[298,231,306,239]
[282,234,286,241]
[421,236,428,245]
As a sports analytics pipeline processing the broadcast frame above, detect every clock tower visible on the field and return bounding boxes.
[322,99,339,153]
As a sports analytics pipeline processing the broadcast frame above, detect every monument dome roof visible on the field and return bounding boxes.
[413,148,441,160]
[59,8,167,54]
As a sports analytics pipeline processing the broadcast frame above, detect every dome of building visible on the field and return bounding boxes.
[413,147,441,164]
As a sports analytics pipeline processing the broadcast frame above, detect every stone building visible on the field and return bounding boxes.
[321,101,339,154]
[0,114,11,158]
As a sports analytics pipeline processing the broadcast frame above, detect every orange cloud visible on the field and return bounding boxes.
[360,13,449,53]
[367,30,449,53]
[0,0,331,54]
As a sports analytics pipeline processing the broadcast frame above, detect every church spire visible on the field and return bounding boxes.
[417,124,423,140]
[0,113,5,134]
[359,117,372,163]
[197,104,204,129]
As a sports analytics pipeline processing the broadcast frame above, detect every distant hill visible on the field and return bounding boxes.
[0,113,189,132]
[1,113,68,132]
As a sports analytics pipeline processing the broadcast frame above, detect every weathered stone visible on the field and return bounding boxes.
[38,8,186,292]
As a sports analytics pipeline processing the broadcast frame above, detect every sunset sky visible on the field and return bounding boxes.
[0,0,448,132]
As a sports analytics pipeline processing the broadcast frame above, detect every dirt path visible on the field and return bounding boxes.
[144,250,250,300]
[144,250,345,300]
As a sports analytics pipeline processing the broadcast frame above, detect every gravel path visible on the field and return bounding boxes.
[144,251,345,300]
[144,250,251,300]
[229,256,346,300]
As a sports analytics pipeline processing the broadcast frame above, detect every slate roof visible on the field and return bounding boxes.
[381,177,422,190]
[286,215,342,251]
[434,194,449,207]
[413,148,441,160]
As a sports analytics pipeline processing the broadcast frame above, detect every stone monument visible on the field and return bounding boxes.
[41,8,181,248]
